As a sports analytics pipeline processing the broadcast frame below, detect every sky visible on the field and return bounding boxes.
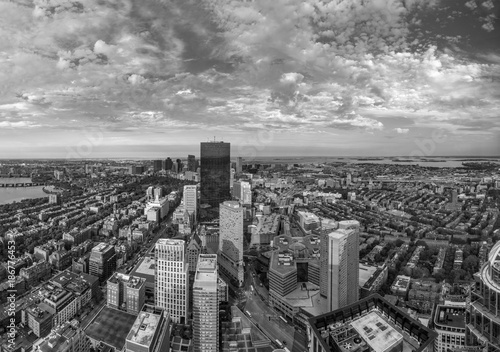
[0,0,499,159]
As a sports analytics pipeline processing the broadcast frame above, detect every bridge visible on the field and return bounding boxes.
[0,183,44,188]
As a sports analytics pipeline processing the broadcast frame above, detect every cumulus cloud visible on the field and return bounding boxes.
[0,0,498,155]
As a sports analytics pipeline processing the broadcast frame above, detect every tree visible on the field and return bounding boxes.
[463,255,479,274]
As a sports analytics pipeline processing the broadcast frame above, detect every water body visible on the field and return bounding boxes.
[0,178,48,205]
[247,157,500,169]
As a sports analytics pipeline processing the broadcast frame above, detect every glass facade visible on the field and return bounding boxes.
[467,242,500,352]
[200,142,230,208]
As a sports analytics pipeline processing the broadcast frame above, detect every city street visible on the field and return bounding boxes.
[243,261,307,352]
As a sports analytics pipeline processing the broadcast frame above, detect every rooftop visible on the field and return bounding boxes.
[108,272,145,289]
[131,257,155,283]
[434,305,466,329]
[85,306,137,350]
[308,294,437,352]
[156,238,185,246]
[359,264,379,287]
[92,242,113,253]
[350,311,403,352]
[126,309,163,347]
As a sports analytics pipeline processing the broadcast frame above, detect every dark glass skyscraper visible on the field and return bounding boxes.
[200,141,230,208]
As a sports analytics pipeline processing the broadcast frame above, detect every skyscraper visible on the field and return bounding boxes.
[163,158,173,171]
[155,239,189,324]
[218,201,244,286]
[183,185,198,219]
[193,254,219,352]
[89,243,116,284]
[327,220,360,311]
[153,160,163,172]
[235,157,243,173]
[200,141,230,208]
[187,154,196,172]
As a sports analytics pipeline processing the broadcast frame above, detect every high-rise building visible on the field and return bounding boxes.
[153,160,163,172]
[176,159,183,173]
[163,158,173,171]
[235,157,243,173]
[218,201,244,286]
[183,185,198,219]
[241,181,252,206]
[327,220,360,311]
[89,243,116,284]
[155,239,189,324]
[107,273,146,315]
[200,141,230,208]
[230,168,235,188]
[193,254,219,352]
[187,154,196,172]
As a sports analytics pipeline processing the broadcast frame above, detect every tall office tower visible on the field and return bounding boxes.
[230,168,235,188]
[155,239,189,324]
[183,185,198,219]
[187,154,196,172]
[89,243,116,284]
[232,181,242,200]
[327,220,360,311]
[241,181,252,206]
[451,189,458,204]
[235,157,243,173]
[163,158,173,171]
[153,160,163,172]
[193,254,219,352]
[218,201,244,286]
[176,159,183,173]
[200,141,230,208]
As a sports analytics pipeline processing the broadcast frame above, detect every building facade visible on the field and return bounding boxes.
[107,273,146,315]
[183,184,198,219]
[467,240,500,351]
[89,243,116,284]
[200,141,230,208]
[327,221,360,311]
[155,239,189,324]
[218,201,244,287]
[193,254,219,352]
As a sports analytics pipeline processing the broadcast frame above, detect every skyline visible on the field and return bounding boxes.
[0,0,499,158]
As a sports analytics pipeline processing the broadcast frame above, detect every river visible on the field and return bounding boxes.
[0,178,48,205]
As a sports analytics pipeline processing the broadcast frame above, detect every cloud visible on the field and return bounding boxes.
[0,0,498,156]
[394,127,409,134]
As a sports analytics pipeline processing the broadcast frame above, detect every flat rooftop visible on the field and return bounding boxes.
[131,257,155,283]
[92,242,112,253]
[126,310,162,347]
[359,264,378,287]
[85,306,137,350]
[351,311,403,352]
[156,238,185,246]
[434,306,466,329]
